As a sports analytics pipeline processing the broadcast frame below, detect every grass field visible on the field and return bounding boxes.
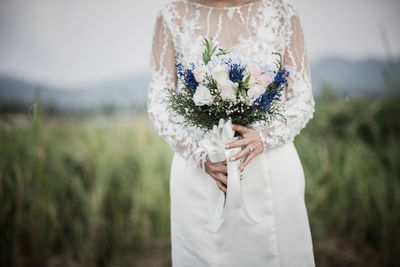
[1,90,399,267]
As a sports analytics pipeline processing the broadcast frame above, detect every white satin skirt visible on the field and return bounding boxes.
[169,141,316,267]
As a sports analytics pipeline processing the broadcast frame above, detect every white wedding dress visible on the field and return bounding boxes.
[147,0,316,266]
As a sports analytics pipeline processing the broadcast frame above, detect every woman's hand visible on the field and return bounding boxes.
[205,156,228,193]
[205,154,246,193]
[225,124,264,171]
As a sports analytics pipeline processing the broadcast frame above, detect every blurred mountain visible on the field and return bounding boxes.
[0,57,399,114]
[311,57,400,97]
[0,75,148,114]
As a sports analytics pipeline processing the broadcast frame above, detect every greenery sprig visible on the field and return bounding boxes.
[202,37,230,64]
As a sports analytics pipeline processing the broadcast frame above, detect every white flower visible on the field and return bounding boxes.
[192,65,209,83]
[258,72,273,88]
[245,63,262,86]
[211,65,237,101]
[218,79,237,101]
[246,74,258,87]
[193,84,213,106]
[246,84,266,105]
[246,63,261,77]
[211,65,229,84]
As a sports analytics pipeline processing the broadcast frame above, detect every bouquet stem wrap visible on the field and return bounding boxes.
[200,118,258,233]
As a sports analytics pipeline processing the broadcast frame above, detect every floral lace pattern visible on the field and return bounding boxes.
[147,0,315,171]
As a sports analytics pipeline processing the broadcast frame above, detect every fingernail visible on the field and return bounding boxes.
[240,166,243,171]
[230,156,235,161]
[225,144,230,149]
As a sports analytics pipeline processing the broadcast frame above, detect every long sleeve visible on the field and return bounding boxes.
[256,2,315,150]
[147,11,208,171]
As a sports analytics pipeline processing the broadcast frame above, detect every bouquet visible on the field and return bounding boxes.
[166,38,289,133]
[165,38,290,232]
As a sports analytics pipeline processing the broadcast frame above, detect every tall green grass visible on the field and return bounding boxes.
[297,90,400,266]
[0,113,173,267]
[0,90,399,267]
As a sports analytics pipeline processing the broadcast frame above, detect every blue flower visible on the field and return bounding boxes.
[175,59,199,90]
[273,68,289,87]
[228,63,245,83]
[252,86,284,112]
[184,69,199,89]
[251,67,287,111]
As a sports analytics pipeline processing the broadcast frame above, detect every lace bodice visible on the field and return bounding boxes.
[147,0,315,171]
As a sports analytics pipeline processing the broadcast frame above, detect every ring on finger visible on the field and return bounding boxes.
[247,145,253,152]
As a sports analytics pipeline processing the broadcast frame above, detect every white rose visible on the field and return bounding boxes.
[245,74,258,87]
[193,84,213,106]
[246,84,266,105]
[258,72,273,88]
[245,63,262,87]
[192,65,208,83]
[218,79,237,101]
[211,65,229,84]
[246,63,261,77]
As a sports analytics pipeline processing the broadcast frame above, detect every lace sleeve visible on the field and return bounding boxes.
[147,11,208,172]
[256,2,315,150]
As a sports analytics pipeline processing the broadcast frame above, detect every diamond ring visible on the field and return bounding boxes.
[248,145,253,152]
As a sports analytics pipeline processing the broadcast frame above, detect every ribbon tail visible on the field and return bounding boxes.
[225,147,241,209]
[240,180,258,224]
[204,118,258,233]
[225,147,258,225]
[205,192,225,233]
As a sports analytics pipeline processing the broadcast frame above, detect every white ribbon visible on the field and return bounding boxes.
[200,118,258,233]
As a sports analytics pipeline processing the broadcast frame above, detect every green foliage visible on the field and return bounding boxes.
[0,116,173,267]
[295,89,400,266]
[238,74,251,98]
[166,83,283,132]
[202,37,230,64]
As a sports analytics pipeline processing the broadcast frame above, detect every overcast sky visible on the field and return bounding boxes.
[0,0,399,87]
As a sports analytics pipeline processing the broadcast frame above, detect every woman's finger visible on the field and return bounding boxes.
[216,180,227,193]
[215,172,228,185]
[240,152,257,170]
[230,145,251,161]
[215,162,228,173]
[225,138,248,149]
[231,124,249,134]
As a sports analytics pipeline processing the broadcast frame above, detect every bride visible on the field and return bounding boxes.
[147,0,316,266]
